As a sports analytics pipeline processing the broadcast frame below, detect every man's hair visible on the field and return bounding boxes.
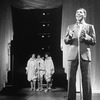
[77,8,87,18]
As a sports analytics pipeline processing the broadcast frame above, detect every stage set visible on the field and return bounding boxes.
[0,0,100,100]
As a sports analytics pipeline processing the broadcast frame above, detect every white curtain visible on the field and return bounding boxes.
[0,0,13,91]
[11,0,63,9]
[61,0,100,93]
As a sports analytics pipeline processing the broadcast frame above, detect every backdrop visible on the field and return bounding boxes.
[0,0,13,91]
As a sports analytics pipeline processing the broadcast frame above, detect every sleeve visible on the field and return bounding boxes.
[64,26,74,44]
[64,26,69,44]
[65,26,69,37]
[25,60,30,73]
[89,25,96,45]
[83,25,96,45]
[50,58,55,74]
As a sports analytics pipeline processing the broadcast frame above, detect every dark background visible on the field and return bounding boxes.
[9,6,67,89]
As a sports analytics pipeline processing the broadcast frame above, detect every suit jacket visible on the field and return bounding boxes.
[64,23,96,61]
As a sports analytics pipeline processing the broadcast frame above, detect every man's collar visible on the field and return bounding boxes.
[76,22,87,27]
[76,19,86,25]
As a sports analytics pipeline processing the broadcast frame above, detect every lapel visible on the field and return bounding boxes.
[71,23,89,38]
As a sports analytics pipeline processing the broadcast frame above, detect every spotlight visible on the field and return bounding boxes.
[42,35,44,38]
[42,48,44,50]
[47,24,50,26]
[43,24,45,27]
[43,13,45,15]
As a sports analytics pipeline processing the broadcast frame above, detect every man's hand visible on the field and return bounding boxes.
[84,33,92,41]
[80,29,92,42]
[80,29,86,39]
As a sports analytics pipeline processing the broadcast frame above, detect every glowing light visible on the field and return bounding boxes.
[43,13,45,15]
[42,35,44,38]
[42,48,44,50]
[47,24,50,26]
[43,24,45,27]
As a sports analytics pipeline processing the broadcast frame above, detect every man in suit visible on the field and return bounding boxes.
[64,8,96,100]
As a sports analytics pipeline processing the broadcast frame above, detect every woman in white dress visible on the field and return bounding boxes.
[44,53,55,92]
[26,54,37,91]
[35,54,45,91]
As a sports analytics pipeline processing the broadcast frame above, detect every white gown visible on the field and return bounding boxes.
[44,57,55,82]
[26,58,37,81]
[36,58,45,78]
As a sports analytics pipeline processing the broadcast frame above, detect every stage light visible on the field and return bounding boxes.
[42,35,44,38]
[42,48,44,50]
[48,47,50,49]
[47,24,50,26]
[43,13,45,15]
[43,24,45,27]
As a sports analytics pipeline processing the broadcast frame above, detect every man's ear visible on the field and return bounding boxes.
[84,12,87,19]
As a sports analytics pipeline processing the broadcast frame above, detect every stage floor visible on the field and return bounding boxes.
[0,87,100,100]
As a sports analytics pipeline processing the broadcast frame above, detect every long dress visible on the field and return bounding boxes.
[36,58,45,79]
[26,58,37,81]
[44,57,55,82]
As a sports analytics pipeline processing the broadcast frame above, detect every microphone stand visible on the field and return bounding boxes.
[37,62,40,91]
[78,24,83,100]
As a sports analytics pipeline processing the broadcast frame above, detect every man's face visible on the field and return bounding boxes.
[75,9,85,22]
